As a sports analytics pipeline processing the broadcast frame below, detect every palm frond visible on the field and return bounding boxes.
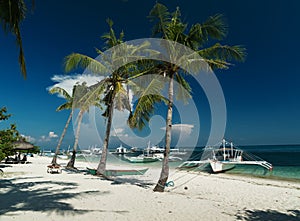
[0,0,27,78]
[49,86,72,100]
[128,75,166,130]
[201,14,228,40]
[199,43,246,62]
[202,59,231,70]
[174,73,192,103]
[73,81,106,111]
[101,18,123,49]
[56,102,72,112]
[114,82,131,112]
[148,2,170,37]
[64,53,108,74]
[198,43,246,69]
[186,14,227,48]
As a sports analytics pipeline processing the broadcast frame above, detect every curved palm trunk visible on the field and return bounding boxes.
[153,74,174,192]
[97,104,114,175]
[67,110,84,168]
[51,111,73,165]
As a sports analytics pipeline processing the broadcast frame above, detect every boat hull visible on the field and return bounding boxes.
[210,161,235,173]
[125,156,159,163]
[87,167,148,176]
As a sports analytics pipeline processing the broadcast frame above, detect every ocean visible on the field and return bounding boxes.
[225,144,300,181]
[78,144,300,182]
[182,144,300,181]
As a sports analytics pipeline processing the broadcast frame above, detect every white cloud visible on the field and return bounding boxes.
[21,134,36,143]
[39,131,59,142]
[49,131,58,138]
[47,74,104,96]
[161,124,194,135]
[160,123,195,147]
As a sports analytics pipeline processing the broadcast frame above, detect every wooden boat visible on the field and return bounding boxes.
[178,139,273,173]
[86,167,148,176]
[124,155,159,163]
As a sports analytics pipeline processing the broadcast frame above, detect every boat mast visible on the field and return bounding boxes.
[222,139,226,161]
[231,142,233,157]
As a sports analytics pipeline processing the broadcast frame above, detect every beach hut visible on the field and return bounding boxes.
[13,140,34,151]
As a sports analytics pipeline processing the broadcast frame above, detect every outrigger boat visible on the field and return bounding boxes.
[124,155,159,163]
[178,139,273,173]
[111,144,129,155]
[86,167,148,176]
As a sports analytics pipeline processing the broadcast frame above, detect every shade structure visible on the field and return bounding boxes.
[13,140,34,150]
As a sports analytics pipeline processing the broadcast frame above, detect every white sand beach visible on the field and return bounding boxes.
[0,156,299,221]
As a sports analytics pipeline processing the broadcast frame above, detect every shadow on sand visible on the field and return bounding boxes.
[110,177,155,189]
[0,176,104,216]
[78,168,155,189]
[235,209,300,221]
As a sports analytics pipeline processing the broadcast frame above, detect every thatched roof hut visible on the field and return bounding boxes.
[13,140,34,151]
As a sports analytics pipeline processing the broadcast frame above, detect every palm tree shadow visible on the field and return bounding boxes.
[0,176,106,216]
[110,177,155,189]
[235,209,300,221]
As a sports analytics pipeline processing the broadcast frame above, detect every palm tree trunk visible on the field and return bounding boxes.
[153,73,174,192]
[51,111,73,165]
[67,110,84,168]
[97,103,114,175]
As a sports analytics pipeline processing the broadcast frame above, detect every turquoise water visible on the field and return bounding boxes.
[225,144,300,181]
[75,144,300,181]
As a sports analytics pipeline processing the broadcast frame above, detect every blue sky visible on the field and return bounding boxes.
[1,0,300,149]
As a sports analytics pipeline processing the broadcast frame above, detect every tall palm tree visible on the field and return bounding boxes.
[49,86,73,165]
[130,3,246,192]
[65,20,127,173]
[66,82,101,169]
[64,19,155,175]
[0,0,34,78]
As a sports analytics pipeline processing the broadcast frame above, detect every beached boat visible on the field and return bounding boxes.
[151,153,183,162]
[124,155,159,163]
[57,154,69,160]
[86,167,148,176]
[178,139,273,173]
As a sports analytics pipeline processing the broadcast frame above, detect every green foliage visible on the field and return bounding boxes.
[128,74,167,130]
[49,86,73,111]
[0,107,19,161]
[149,2,246,68]
[0,107,11,120]
[0,0,34,78]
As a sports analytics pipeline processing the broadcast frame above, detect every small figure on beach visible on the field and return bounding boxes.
[21,154,27,163]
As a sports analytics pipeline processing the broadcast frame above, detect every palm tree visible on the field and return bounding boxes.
[66,82,101,169]
[130,3,246,192]
[64,19,155,175]
[0,0,34,78]
[49,86,73,165]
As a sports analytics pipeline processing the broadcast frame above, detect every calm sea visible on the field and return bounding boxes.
[187,144,300,181]
[79,144,300,182]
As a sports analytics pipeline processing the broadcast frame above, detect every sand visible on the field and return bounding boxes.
[0,156,299,221]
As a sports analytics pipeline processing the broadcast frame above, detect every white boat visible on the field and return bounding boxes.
[170,148,188,156]
[124,155,159,163]
[90,147,102,155]
[41,150,55,157]
[57,154,69,160]
[152,153,183,162]
[111,144,129,155]
[178,139,273,173]
[124,142,161,163]
[145,141,165,154]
